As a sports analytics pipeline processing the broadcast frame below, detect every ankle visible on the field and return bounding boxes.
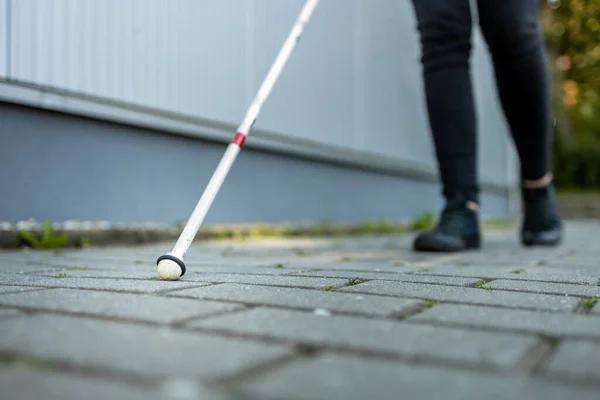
[522,173,553,189]
[466,201,479,212]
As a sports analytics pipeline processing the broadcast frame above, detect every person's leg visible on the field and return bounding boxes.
[410,0,481,252]
[476,0,562,246]
[411,0,478,205]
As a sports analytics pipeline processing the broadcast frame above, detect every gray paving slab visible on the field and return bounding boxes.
[181,274,349,289]
[0,288,244,324]
[542,256,600,268]
[227,353,598,400]
[414,266,600,285]
[0,366,160,400]
[484,280,600,297]
[544,341,600,381]
[0,308,22,318]
[0,314,292,381]
[28,269,159,279]
[339,281,579,311]
[185,265,310,275]
[409,304,600,340]
[592,302,600,316]
[168,283,423,317]
[189,308,536,368]
[294,270,482,286]
[0,263,65,273]
[282,262,421,273]
[0,285,43,295]
[0,257,146,270]
[0,273,210,293]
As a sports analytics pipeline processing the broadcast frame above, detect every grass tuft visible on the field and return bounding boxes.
[581,296,598,310]
[348,277,366,286]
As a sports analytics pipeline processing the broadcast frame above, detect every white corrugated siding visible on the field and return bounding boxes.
[1,0,513,185]
[0,0,6,77]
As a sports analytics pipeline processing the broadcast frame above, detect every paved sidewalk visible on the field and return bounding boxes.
[1,221,600,399]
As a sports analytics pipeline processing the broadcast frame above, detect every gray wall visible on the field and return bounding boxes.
[0,0,517,184]
[0,102,510,225]
[0,0,517,224]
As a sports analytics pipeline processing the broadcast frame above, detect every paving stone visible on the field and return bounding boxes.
[0,288,243,324]
[409,304,600,340]
[0,274,210,293]
[190,308,536,368]
[542,256,600,268]
[29,269,158,279]
[414,266,600,285]
[484,280,600,297]
[0,285,43,295]
[544,341,600,381]
[0,366,160,400]
[283,262,421,273]
[186,265,310,275]
[592,302,600,316]
[0,314,292,381]
[339,281,579,311]
[182,274,348,289]
[168,283,423,317]
[0,263,65,273]
[295,270,481,287]
[227,353,598,400]
[0,309,22,318]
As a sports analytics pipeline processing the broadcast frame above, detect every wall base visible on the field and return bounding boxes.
[1,102,511,225]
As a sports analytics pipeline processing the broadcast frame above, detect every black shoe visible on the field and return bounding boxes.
[521,184,563,247]
[413,198,481,252]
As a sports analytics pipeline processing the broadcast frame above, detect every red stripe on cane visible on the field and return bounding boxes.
[231,132,246,147]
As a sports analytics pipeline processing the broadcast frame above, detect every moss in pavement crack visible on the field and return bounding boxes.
[423,300,440,308]
[581,296,598,311]
[348,277,366,286]
[473,281,491,290]
[511,269,523,274]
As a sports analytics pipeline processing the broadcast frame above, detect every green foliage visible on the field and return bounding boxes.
[541,1,600,189]
[348,277,366,286]
[511,269,523,274]
[581,296,598,310]
[473,281,490,290]
[292,247,310,256]
[410,211,435,231]
[19,220,67,250]
[423,300,440,308]
[553,141,600,188]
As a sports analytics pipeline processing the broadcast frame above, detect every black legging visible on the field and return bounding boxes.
[410,0,552,204]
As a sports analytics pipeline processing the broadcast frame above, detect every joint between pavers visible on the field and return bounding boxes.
[0,351,160,387]
[516,336,561,375]
[409,272,598,287]
[170,306,253,329]
[0,305,176,328]
[574,296,599,315]
[182,324,525,377]
[344,288,579,314]
[157,282,224,295]
[208,351,318,391]
[537,367,600,389]
[401,317,600,343]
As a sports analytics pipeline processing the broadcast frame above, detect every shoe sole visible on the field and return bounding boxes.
[413,234,481,252]
[521,229,563,247]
